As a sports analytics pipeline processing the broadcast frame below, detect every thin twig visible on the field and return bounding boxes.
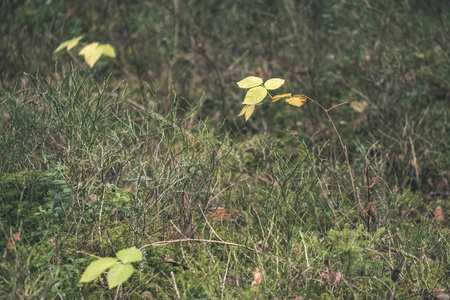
[327,101,348,112]
[113,285,120,300]
[139,238,257,252]
[170,220,188,239]
[305,96,359,214]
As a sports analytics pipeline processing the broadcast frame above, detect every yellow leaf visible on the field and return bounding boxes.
[285,95,307,107]
[79,42,99,56]
[79,43,102,68]
[237,76,263,89]
[350,100,368,113]
[271,93,291,102]
[238,105,255,121]
[243,86,267,105]
[264,78,285,90]
[79,43,116,68]
[98,44,116,58]
[54,36,83,53]
[67,36,84,51]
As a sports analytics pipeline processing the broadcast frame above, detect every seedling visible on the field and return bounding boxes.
[236,76,307,120]
[79,247,143,289]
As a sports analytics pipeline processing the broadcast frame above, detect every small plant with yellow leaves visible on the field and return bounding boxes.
[237,76,307,121]
[54,36,116,68]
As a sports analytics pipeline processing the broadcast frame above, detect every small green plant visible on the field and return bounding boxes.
[79,247,143,289]
[236,76,307,120]
[54,36,116,68]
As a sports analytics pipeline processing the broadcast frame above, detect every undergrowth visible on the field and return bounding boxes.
[0,73,448,299]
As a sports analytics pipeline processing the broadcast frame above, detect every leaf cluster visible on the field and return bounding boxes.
[236,76,306,121]
[79,247,143,289]
[54,36,116,68]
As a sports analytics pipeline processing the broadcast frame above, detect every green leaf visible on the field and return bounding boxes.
[242,86,267,105]
[237,76,263,89]
[264,78,285,90]
[79,257,118,283]
[116,247,143,264]
[238,105,255,121]
[107,263,134,289]
[54,36,83,53]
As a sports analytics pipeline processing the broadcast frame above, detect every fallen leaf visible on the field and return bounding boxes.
[434,206,444,224]
[251,268,262,286]
[208,207,230,221]
[7,240,14,252]
[89,195,100,201]
[321,271,330,283]
[334,271,342,286]
[141,291,153,298]
[13,232,21,241]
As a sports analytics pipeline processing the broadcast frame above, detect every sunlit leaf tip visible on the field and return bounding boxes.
[237,76,263,89]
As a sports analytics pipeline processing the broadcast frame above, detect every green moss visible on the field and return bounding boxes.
[0,171,47,235]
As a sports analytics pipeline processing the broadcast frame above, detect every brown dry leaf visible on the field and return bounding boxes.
[366,202,376,219]
[251,268,262,286]
[359,55,371,69]
[410,157,418,168]
[334,272,342,286]
[434,206,445,224]
[140,291,153,298]
[13,232,21,242]
[89,195,99,201]
[208,207,230,221]
[124,183,133,192]
[7,240,14,252]
[295,66,309,74]
[415,53,425,58]
[321,271,331,283]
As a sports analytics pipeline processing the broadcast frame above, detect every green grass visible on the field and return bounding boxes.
[0,72,448,299]
[0,0,449,299]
